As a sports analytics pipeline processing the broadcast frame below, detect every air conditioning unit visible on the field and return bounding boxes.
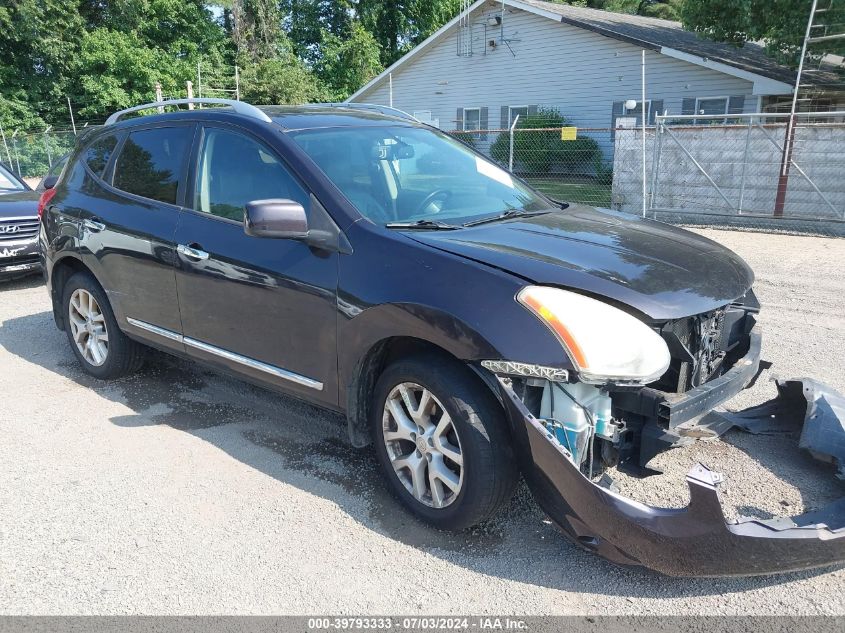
[487,15,502,27]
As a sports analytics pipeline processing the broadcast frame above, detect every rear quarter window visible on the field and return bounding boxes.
[112,127,193,205]
[83,135,118,177]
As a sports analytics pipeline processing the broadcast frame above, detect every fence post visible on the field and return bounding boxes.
[648,117,663,214]
[11,130,21,176]
[67,96,77,135]
[0,120,12,166]
[42,126,53,166]
[508,114,519,172]
[737,117,753,215]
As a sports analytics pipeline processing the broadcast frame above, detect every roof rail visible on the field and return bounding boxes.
[321,102,421,123]
[104,98,272,126]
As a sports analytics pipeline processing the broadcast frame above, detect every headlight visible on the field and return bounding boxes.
[517,286,671,384]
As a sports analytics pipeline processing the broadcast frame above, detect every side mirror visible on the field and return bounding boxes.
[244,199,309,239]
[40,175,59,191]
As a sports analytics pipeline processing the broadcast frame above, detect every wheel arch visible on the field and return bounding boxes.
[345,333,505,449]
[49,255,97,331]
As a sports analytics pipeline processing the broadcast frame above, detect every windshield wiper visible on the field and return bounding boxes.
[462,209,552,227]
[384,219,461,230]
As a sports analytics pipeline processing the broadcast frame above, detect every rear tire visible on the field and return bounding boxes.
[371,353,517,530]
[62,272,144,379]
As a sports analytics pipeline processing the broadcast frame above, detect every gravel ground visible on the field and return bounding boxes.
[1,228,844,615]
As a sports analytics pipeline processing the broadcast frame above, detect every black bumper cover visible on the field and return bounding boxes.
[494,329,845,577]
[0,237,40,279]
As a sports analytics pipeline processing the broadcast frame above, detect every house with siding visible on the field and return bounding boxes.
[348,0,800,136]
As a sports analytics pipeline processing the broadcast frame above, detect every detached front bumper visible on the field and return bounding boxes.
[498,382,845,577]
[491,324,845,576]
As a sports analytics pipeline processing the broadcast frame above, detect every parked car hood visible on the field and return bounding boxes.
[0,190,40,219]
[406,205,754,321]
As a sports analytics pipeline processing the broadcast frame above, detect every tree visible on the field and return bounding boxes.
[358,0,462,66]
[315,22,382,100]
[239,55,325,104]
[681,0,845,66]
[549,1,682,21]
[0,0,84,113]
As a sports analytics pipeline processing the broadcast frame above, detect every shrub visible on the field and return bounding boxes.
[490,107,603,175]
[450,131,477,149]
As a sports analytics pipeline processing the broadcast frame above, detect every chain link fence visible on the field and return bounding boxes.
[0,128,90,184]
[4,112,843,237]
[449,124,616,209]
[613,111,845,236]
[448,111,845,237]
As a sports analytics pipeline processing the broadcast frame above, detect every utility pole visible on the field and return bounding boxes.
[197,62,203,108]
[774,0,818,217]
[235,65,240,101]
[67,96,77,135]
[155,82,164,112]
[186,81,194,109]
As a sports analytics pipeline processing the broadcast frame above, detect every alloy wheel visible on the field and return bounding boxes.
[382,382,464,508]
[68,288,109,367]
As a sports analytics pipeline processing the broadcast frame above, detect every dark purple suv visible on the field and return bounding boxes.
[38,99,845,577]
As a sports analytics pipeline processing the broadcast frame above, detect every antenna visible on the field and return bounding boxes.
[457,0,473,57]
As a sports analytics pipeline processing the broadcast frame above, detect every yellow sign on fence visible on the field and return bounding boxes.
[561,127,578,141]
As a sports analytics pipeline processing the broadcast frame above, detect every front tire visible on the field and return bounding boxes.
[62,272,144,379]
[371,353,517,530]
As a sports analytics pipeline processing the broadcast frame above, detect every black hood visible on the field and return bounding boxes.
[407,205,754,321]
[0,190,40,219]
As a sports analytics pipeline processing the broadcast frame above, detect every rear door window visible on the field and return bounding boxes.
[113,127,193,205]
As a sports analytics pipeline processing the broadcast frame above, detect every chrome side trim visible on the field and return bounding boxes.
[184,337,324,391]
[126,317,182,342]
[125,317,323,391]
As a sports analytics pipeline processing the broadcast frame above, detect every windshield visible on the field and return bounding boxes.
[0,163,25,191]
[290,126,551,226]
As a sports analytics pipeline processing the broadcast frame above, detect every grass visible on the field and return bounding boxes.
[523,178,612,208]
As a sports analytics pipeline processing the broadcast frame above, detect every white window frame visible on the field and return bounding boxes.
[412,110,433,124]
[694,96,729,123]
[508,105,530,127]
[623,99,652,125]
[462,107,482,132]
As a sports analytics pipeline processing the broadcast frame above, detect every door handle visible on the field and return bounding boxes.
[82,218,106,233]
[177,243,210,261]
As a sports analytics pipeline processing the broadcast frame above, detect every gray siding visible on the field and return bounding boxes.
[353,1,759,133]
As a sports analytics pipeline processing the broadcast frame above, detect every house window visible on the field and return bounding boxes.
[508,106,529,127]
[695,97,728,123]
[413,110,433,123]
[463,107,481,131]
[623,100,652,126]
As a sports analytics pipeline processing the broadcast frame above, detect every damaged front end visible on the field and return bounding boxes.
[483,295,845,577]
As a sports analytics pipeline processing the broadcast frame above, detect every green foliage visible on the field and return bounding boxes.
[358,0,462,66]
[681,0,845,66]
[450,132,478,149]
[549,1,682,21]
[316,22,382,101]
[239,56,326,104]
[490,108,604,176]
